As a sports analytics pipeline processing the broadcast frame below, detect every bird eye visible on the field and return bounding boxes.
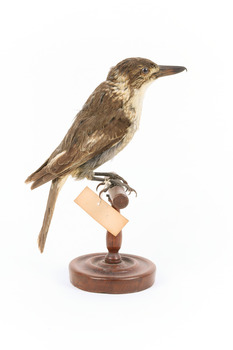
[142,67,149,74]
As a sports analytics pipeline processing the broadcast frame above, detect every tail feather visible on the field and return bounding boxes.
[38,176,68,253]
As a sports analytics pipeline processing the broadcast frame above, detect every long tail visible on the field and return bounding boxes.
[38,176,68,253]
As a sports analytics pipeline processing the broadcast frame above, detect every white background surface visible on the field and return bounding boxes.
[1,0,233,349]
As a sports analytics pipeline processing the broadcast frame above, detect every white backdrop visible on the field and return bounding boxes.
[1,0,232,349]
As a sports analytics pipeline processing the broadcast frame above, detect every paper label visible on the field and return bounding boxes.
[74,187,128,236]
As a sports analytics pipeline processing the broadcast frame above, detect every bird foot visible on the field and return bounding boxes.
[93,172,137,198]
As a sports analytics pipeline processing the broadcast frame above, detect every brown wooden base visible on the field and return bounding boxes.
[69,253,156,294]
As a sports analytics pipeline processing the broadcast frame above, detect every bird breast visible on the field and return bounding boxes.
[126,81,152,131]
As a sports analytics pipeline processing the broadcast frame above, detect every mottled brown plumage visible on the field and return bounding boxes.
[26,57,186,252]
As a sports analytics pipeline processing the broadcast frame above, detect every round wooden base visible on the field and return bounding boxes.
[69,253,156,294]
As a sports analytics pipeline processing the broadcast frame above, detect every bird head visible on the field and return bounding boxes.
[107,57,186,90]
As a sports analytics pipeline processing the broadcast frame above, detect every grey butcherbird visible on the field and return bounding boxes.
[26,57,186,253]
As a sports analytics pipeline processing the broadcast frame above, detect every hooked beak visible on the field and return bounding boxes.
[157,65,187,78]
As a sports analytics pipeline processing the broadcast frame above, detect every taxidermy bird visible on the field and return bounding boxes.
[25,57,186,253]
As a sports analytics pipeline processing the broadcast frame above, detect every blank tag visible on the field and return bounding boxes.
[74,187,128,236]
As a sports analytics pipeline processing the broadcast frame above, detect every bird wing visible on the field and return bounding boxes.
[26,83,131,189]
[47,108,130,175]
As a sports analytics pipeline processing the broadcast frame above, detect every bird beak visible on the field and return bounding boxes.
[157,65,187,78]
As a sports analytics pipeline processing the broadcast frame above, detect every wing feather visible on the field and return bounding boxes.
[27,82,131,189]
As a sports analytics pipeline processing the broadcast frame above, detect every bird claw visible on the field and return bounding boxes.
[96,175,137,198]
[96,178,112,198]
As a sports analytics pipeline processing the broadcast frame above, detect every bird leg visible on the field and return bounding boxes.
[91,172,137,198]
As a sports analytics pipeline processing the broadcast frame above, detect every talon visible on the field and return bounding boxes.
[92,171,137,197]
[96,182,104,191]
[125,186,137,197]
[96,177,112,198]
[99,187,108,198]
[106,194,112,204]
